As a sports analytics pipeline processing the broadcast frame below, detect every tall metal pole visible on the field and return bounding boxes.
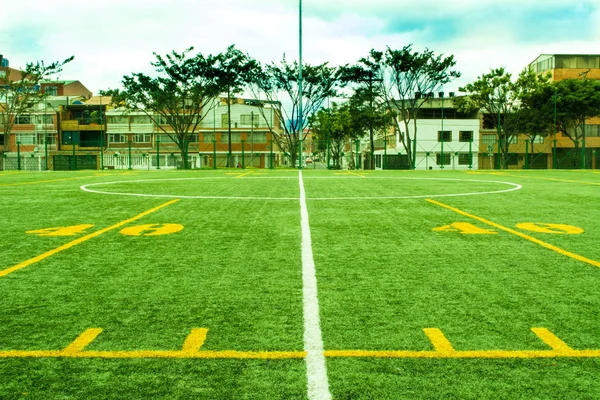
[440,92,444,170]
[298,0,303,170]
[44,101,49,170]
[99,96,104,170]
[553,86,557,169]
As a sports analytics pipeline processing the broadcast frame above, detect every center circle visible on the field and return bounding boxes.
[80,176,522,200]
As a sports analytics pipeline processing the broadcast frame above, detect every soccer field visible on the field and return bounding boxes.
[1,169,600,399]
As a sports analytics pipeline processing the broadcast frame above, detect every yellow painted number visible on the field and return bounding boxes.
[26,224,95,237]
[432,222,497,235]
[516,223,584,235]
[120,223,184,237]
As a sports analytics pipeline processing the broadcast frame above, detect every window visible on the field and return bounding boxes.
[221,132,241,144]
[436,153,451,166]
[251,132,267,143]
[17,133,36,145]
[240,113,260,126]
[532,136,545,144]
[15,114,31,124]
[437,131,452,142]
[459,131,473,142]
[585,124,600,137]
[0,134,4,146]
[203,133,215,144]
[221,113,229,128]
[482,134,496,145]
[458,153,472,165]
[107,115,129,124]
[134,133,152,143]
[188,134,199,143]
[156,134,176,144]
[45,86,57,96]
[131,115,151,124]
[109,134,127,143]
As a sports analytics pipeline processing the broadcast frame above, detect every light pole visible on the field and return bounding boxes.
[298,0,303,170]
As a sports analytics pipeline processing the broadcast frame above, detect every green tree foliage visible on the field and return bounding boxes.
[250,56,342,167]
[101,47,222,169]
[215,45,261,166]
[455,67,550,168]
[357,45,460,169]
[0,56,74,152]
[310,102,355,169]
[553,78,600,148]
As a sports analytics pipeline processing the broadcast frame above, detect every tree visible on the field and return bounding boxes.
[340,61,385,169]
[0,56,74,154]
[365,45,460,169]
[214,45,261,166]
[310,102,357,169]
[455,67,549,168]
[553,78,600,149]
[250,56,342,167]
[102,47,222,169]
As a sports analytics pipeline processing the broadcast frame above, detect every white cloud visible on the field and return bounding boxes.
[1,0,598,95]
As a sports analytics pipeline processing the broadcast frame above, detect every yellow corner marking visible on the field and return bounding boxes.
[432,222,497,235]
[62,329,103,353]
[532,328,573,353]
[120,223,184,237]
[517,223,584,235]
[236,170,255,178]
[26,224,95,237]
[426,199,600,269]
[0,176,96,187]
[0,200,179,278]
[423,328,455,353]
[181,328,208,353]
[346,171,367,178]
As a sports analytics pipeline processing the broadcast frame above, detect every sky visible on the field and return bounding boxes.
[1,0,599,96]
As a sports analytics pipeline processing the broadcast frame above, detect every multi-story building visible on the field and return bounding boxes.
[479,54,600,170]
[374,93,481,170]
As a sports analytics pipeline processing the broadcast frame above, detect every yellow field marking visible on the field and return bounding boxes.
[0,176,96,187]
[0,200,179,278]
[423,328,455,353]
[62,329,103,353]
[476,172,600,186]
[531,328,573,353]
[26,224,95,237]
[433,222,497,235]
[236,170,255,178]
[181,328,208,353]
[4,326,600,360]
[346,171,367,178]
[120,223,184,236]
[426,199,600,269]
[516,223,584,235]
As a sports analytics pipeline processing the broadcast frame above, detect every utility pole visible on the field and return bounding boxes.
[298,0,303,170]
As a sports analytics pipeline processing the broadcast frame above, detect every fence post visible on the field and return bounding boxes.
[525,140,529,169]
[212,139,217,169]
[156,138,160,170]
[552,139,557,169]
[270,139,274,169]
[241,140,245,169]
[128,140,132,170]
[468,138,473,170]
[581,137,586,169]
[383,136,387,170]
[17,141,21,171]
[355,139,360,170]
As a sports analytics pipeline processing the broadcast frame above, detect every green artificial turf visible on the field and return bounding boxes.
[1,168,600,399]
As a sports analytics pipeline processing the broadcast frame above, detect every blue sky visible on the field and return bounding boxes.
[1,0,598,95]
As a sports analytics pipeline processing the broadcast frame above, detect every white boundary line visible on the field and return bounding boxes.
[299,171,332,400]
[80,177,522,201]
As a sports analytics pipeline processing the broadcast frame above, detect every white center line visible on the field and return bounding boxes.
[299,170,332,400]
